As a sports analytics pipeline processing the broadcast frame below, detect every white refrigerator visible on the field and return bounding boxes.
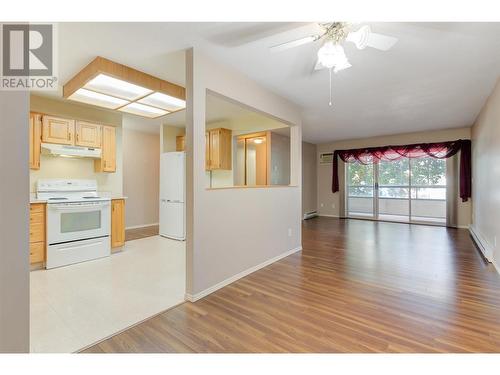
[159,152,185,240]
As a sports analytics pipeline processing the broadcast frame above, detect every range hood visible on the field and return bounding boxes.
[41,143,102,158]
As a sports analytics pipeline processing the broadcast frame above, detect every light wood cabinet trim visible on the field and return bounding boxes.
[41,115,75,145]
[75,121,102,148]
[111,199,125,250]
[63,56,186,101]
[29,113,42,170]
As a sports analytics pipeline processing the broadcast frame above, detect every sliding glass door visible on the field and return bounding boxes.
[378,158,410,222]
[347,156,446,225]
[409,157,447,224]
[347,160,375,219]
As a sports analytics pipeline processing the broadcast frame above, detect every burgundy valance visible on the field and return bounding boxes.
[331,139,471,202]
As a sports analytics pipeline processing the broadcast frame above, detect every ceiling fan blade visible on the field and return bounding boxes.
[366,32,398,51]
[270,35,319,52]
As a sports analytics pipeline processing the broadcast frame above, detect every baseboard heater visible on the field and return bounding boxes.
[303,210,318,220]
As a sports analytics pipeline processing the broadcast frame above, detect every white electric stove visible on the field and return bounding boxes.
[37,179,111,269]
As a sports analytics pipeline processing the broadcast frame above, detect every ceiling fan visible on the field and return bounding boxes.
[269,23,398,105]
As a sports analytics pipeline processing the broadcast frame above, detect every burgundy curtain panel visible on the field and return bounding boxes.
[331,139,472,202]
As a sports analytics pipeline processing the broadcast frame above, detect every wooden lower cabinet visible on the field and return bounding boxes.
[29,203,46,265]
[111,199,125,251]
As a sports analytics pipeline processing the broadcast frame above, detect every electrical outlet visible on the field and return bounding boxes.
[288,228,292,237]
[494,236,497,247]
[320,203,324,208]
[331,203,335,209]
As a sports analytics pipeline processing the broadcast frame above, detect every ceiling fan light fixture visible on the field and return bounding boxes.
[317,41,350,70]
[347,25,371,50]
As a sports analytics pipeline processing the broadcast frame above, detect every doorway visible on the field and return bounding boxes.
[346,156,447,225]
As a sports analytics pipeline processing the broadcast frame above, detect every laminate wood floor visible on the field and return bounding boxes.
[125,225,159,242]
[83,218,500,353]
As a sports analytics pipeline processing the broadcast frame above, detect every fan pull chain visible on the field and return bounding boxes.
[329,67,332,106]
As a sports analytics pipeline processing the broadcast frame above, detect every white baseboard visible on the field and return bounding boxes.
[125,222,159,230]
[457,225,470,229]
[493,259,500,274]
[469,225,494,263]
[318,214,340,218]
[185,246,302,302]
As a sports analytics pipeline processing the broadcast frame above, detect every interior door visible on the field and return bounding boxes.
[347,161,376,219]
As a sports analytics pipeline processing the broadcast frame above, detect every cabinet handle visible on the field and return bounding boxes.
[67,133,71,141]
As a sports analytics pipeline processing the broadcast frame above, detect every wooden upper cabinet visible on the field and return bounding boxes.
[41,115,75,145]
[205,131,210,170]
[29,113,42,170]
[75,121,101,148]
[176,135,186,151]
[208,128,232,170]
[95,125,116,173]
[111,199,125,250]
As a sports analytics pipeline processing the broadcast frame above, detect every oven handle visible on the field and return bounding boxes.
[49,203,110,211]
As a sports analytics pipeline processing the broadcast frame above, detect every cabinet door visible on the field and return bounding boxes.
[111,199,125,250]
[209,128,232,170]
[94,126,116,173]
[176,135,185,151]
[75,121,101,148]
[41,115,75,145]
[29,113,42,170]
[209,129,220,169]
[205,131,211,170]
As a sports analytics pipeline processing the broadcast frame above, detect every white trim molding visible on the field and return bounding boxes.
[185,246,302,302]
[318,214,340,218]
[469,225,493,263]
[492,259,500,275]
[125,222,159,230]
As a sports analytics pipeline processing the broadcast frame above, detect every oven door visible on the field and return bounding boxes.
[47,201,111,245]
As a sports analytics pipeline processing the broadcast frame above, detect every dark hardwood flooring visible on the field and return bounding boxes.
[84,217,500,353]
[125,225,159,242]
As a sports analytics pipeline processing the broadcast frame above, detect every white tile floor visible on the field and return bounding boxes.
[30,235,186,353]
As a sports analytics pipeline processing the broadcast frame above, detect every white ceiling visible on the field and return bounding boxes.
[46,22,500,143]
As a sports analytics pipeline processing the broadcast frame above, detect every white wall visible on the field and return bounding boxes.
[186,49,302,298]
[471,78,500,267]
[122,116,161,228]
[0,91,30,352]
[317,127,472,227]
[302,141,317,216]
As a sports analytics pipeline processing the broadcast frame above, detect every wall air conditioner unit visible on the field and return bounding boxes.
[41,143,102,158]
[319,152,333,164]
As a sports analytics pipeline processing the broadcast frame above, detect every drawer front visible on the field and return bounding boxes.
[30,211,45,225]
[30,242,45,264]
[30,222,45,243]
[30,203,45,214]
